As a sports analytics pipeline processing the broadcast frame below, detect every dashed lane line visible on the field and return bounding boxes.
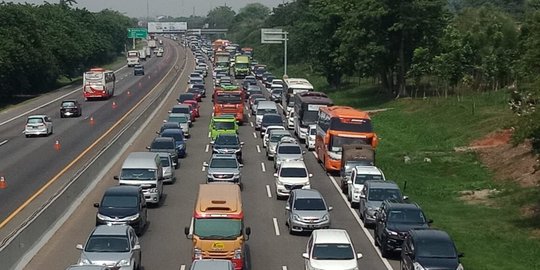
[266,185,272,198]
[261,162,266,172]
[272,217,280,236]
[205,144,209,152]
[256,145,261,153]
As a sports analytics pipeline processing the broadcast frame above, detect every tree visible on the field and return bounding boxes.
[205,6,235,29]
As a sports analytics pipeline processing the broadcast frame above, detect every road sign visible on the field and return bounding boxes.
[128,28,148,39]
[261,28,286,44]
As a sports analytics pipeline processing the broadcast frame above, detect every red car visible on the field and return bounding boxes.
[183,100,200,118]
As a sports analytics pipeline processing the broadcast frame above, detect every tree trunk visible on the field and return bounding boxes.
[397,31,408,98]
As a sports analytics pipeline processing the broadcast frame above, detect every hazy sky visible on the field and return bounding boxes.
[7,0,287,18]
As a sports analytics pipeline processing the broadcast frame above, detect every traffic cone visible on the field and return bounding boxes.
[112,101,117,109]
[89,116,95,126]
[0,177,6,189]
[54,140,61,151]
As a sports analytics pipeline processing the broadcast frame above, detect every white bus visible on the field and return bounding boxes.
[283,78,314,116]
[82,68,116,100]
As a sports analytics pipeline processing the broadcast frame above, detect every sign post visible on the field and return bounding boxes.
[261,28,289,77]
[127,28,148,49]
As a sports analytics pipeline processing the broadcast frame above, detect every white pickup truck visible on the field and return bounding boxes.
[127,50,140,67]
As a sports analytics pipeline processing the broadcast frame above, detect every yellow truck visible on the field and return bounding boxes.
[233,55,250,79]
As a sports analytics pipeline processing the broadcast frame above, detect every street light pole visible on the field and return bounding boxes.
[284,31,288,77]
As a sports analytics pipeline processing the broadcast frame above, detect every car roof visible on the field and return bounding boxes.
[61,99,78,103]
[161,128,183,135]
[292,189,323,199]
[279,160,306,168]
[92,224,131,236]
[409,229,452,243]
[103,186,140,197]
[353,166,383,175]
[211,153,237,159]
[278,142,300,148]
[156,152,173,159]
[169,113,189,117]
[173,104,190,108]
[270,130,291,136]
[383,201,421,211]
[191,259,233,270]
[28,114,47,118]
[312,229,352,244]
[365,180,399,189]
[216,133,239,139]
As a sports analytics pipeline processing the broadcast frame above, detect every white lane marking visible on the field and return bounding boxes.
[266,185,272,198]
[208,131,211,138]
[312,151,318,159]
[256,145,261,153]
[0,140,8,146]
[273,218,281,236]
[180,265,186,270]
[261,162,266,172]
[282,266,287,270]
[205,144,209,152]
[327,175,394,270]
[189,217,194,235]
[278,104,284,110]
[253,132,257,138]
[202,165,206,171]
[248,113,252,117]
[250,122,254,127]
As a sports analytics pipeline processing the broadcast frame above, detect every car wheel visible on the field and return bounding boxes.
[381,242,390,258]
[49,128,53,135]
[288,223,294,235]
[347,191,352,202]
[25,134,29,138]
[341,182,347,193]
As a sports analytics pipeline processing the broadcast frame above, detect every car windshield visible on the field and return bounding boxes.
[151,140,173,149]
[120,169,156,180]
[294,198,326,211]
[210,158,238,168]
[172,107,190,114]
[85,236,130,253]
[280,167,307,177]
[178,95,194,102]
[354,174,384,184]
[169,116,188,123]
[192,84,205,90]
[270,134,290,142]
[161,123,180,131]
[387,209,426,224]
[161,132,184,142]
[215,135,239,145]
[193,218,242,239]
[62,101,76,108]
[216,93,242,104]
[101,195,138,208]
[330,118,373,133]
[160,156,171,167]
[368,188,402,201]
[263,116,283,125]
[214,121,235,130]
[312,244,354,260]
[187,89,201,94]
[271,90,283,95]
[416,238,457,258]
[27,118,44,124]
[278,145,302,154]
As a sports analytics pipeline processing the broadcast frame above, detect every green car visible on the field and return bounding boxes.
[209,115,238,140]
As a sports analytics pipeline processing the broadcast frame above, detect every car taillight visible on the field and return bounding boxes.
[233,248,242,259]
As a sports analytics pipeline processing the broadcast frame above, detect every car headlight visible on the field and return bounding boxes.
[126,213,140,221]
[293,214,302,221]
[148,188,158,193]
[413,262,426,270]
[117,259,131,266]
[321,214,329,221]
[233,172,240,177]
[194,248,203,260]
[97,213,111,220]
[276,179,284,185]
[457,264,464,270]
[233,248,243,259]
[385,228,398,236]
[79,259,91,265]
[353,188,361,194]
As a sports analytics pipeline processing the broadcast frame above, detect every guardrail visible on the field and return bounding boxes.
[0,45,187,270]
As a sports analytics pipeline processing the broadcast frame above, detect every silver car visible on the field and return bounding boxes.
[285,189,332,234]
[24,114,53,137]
[190,259,234,270]
[266,131,293,160]
[157,152,176,184]
[165,113,190,137]
[65,265,115,270]
[204,154,243,187]
[274,141,305,170]
[76,225,141,270]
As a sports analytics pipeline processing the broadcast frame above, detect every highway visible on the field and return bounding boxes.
[20,42,402,270]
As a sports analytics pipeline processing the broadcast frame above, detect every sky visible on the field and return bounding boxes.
[7,0,287,18]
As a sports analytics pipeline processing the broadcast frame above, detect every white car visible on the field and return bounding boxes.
[274,160,311,199]
[347,166,385,208]
[274,138,303,170]
[305,124,316,150]
[303,229,363,270]
[286,112,295,130]
[24,114,53,137]
[263,125,286,148]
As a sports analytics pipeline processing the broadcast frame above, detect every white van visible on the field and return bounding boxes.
[114,152,164,205]
[255,101,278,130]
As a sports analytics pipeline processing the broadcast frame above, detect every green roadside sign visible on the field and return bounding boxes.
[128,28,148,39]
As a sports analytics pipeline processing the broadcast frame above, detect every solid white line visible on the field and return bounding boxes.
[180,265,186,270]
[250,122,254,127]
[202,165,206,172]
[256,145,261,153]
[278,104,284,110]
[312,151,318,159]
[248,113,252,117]
[189,217,194,235]
[205,144,209,152]
[253,132,257,138]
[282,266,287,270]
[327,175,394,270]
[0,140,8,146]
[208,131,211,138]
[272,217,280,236]
[266,185,272,198]
[261,162,266,172]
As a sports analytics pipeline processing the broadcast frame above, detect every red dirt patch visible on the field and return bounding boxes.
[471,129,512,147]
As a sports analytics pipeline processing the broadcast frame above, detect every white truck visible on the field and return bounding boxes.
[139,49,147,61]
[145,46,151,58]
[148,39,157,49]
[126,50,140,67]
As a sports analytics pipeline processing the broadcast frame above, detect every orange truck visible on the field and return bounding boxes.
[213,87,245,125]
[314,106,379,172]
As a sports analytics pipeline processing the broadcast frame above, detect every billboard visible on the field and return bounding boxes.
[148,22,187,33]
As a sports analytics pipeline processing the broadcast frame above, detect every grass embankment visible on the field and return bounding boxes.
[282,64,540,269]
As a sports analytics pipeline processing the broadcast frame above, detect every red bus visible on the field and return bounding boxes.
[315,106,378,172]
[82,68,116,100]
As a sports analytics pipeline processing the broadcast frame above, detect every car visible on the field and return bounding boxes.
[204,154,243,188]
[177,93,197,104]
[190,259,234,270]
[260,113,284,137]
[211,134,244,162]
[261,71,272,82]
[214,72,228,86]
[186,88,203,102]
[302,229,363,270]
[183,100,200,117]
[264,75,276,88]
[157,152,176,184]
[246,85,263,99]
[65,265,115,270]
[250,97,268,115]
[243,75,257,85]
[188,77,204,88]
[274,160,311,199]
[359,180,406,227]
[76,225,141,270]
[347,166,386,207]
[305,124,316,150]
[94,186,148,235]
[285,189,331,234]
[166,113,190,137]
[156,50,163,57]
[271,79,284,87]
[374,201,432,257]
[274,140,304,170]
[263,125,286,148]
[169,104,194,123]
[147,137,179,168]
[60,100,82,118]
[159,121,181,133]
[195,65,207,77]
[209,115,238,140]
[189,72,203,80]
[191,84,207,97]
[286,111,295,130]
[24,114,53,137]
[401,229,464,270]
[133,64,144,76]
[159,128,187,158]
[266,130,293,160]
[269,88,283,103]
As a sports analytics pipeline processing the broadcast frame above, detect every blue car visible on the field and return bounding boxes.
[160,128,187,158]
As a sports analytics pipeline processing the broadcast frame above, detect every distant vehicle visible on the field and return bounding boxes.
[83,68,116,100]
[188,77,204,88]
[270,88,283,103]
[148,39,157,48]
[65,265,114,270]
[183,100,200,117]
[273,141,304,170]
[177,93,197,104]
[157,152,176,184]
[133,65,145,76]
[209,115,238,140]
[211,134,244,162]
[60,100,82,118]
[127,50,140,67]
[145,47,151,58]
[302,229,363,270]
[359,181,406,227]
[166,113,190,137]
[147,137,179,168]
[138,49,147,61]
[114,152,164,205]
[233,55,250,78]
[254,101,278,130]
[159,128,187,158]
[159,122,181,133]
[263,125,286,148]
[346,165,385,207]
[204,154,243,187]
[283,78,313,116]
[260,113,284,137]
[293,92,333,140]
[305,124,316,150]
[266,130,292,160]
[286,189,332,234]
[274,160,311,199]
[76,225,141,270]
[24,115,53,137]
[339,144,375,188]
[401,229,464,270]
[186,88,203,102]
[94,186,148,235]
[169,104,194,123]
[191,83,207,97]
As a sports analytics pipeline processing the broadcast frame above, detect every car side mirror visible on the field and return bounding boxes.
[113,176,119,180]
[155,131,160,135]
[428,219,434,224]
[328,206,333,211]
[240,142,245,145]
[308,174,313,178]
[133,244,141,250]
[273,173,278,177]
[210,141,215,144]
[163,120,167,123]
[347,180,352,184]
[245,227,251,236]
[239,164,244,168]
[203,162,209,167]
[184,226,191,238]
[302,253,309,259]
[168,110,171,113]
[285,205,290,211]
[146,146,151,150]
[93,203,99,208]
[302,150,306,154]
[360,194,366,199]
[403,196,409,201]
[357,253,363,259]
[76,244,84,250]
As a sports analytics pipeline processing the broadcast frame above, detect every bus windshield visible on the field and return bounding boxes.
[330,118,372,133]
[194,218,242,239]
[216,94,242,104]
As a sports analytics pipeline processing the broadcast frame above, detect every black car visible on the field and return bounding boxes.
[134,64,145,76]
[260,113,284,137]
[270,88,283,103]
[212,134,244,162]
[401,228,464,270]
[94,186,148,235]
[191,84,206,97]
[374,200,432,257]
[60,100,82,118]
[177,93,197,103]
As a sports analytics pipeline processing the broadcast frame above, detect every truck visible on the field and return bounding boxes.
[215,52,231,75]
[213,86,245,125]
[233,55,250,78]
[139,49,147,61]
[148,39,157,49]
[145,46,151,58]
[126,50,140,67]
[339,144,375,191]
